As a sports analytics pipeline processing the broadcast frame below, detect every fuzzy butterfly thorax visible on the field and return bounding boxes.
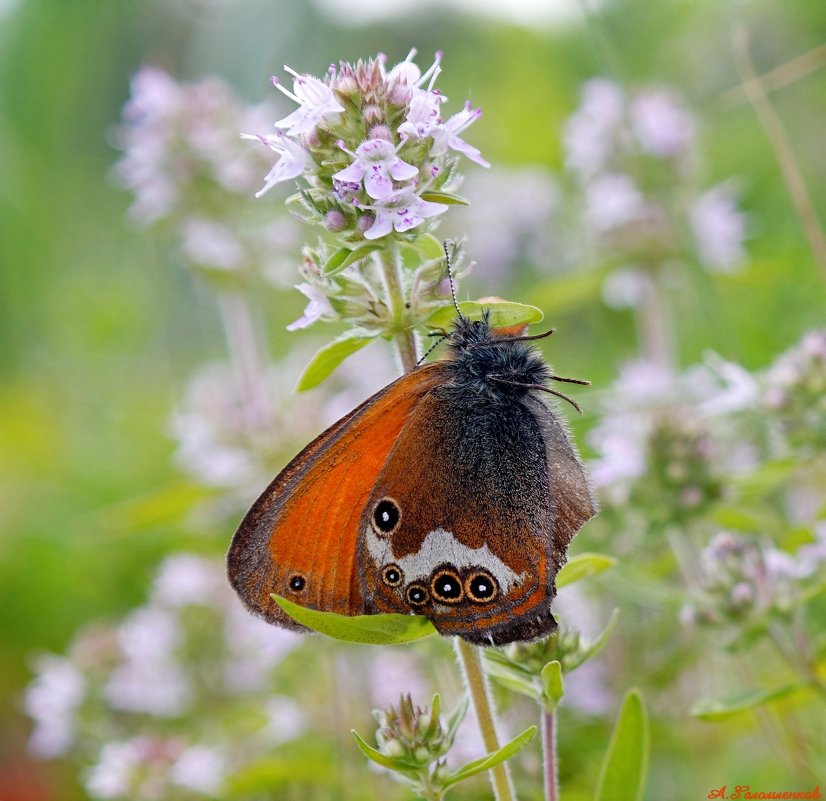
[444,316,552,398]
[227,312,597,646]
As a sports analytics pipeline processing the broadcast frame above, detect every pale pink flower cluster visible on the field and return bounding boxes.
[24,553,305,801]
[562,78,747,281]
[115,66,301,284]
[684,532,814,627]
[246,50,488,243]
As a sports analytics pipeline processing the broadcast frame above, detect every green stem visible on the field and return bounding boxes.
[636,265,676,371]
[455,639,516,801]
[216,288,272,429]
[541,708,558,801]
[377,245,418,372]
[768,626,826,701]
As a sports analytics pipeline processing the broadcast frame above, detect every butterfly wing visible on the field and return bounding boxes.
[227,362,449,629]
[358,385,596,645]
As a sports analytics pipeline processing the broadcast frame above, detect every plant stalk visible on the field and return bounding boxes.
[733,25,826,285]
[636,266,676,372]
[216,288,273,429]
[455,639,516,801]
[377,246,418,372]
[541,708,559,801]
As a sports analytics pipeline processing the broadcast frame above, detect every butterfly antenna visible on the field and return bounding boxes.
[467,327,557,350]
[417,334,449,365]
[487,375,584,414]
[443,240,465,322]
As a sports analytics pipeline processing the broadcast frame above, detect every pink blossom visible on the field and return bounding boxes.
[286,282,335,330]
[333,138,418,200]
[584,173,646,232]
[242,132,311,197]
[690,184,747,272]
[384,49,443,98]
[361,187,447,240]
[24,655,86,757]
[397,91,445,139]
[630,89,696,158]
[170,745,227,794]
[272,67,345,135]
[563,79,625,178]
[428,102,490,167]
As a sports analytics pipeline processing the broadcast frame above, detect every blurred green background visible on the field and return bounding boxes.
[1,0,824,799]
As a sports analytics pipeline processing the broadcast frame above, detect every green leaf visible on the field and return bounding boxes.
[734,458,798,496]
[419,191,470,205]
[323,243,381,276]
[483,662,539,700]
[443,726,537,789]
[482,650,539,699]
[226,752,338,794]
[690,682,805,721]
[351,731,411,772]
[567,608,620,671]
[296,329,379,392]
[411,233,447,260]
[444,694,469,743]
[710,506,771,532]
[272,595,436,644]
[426,300,544,331]
[594,689,649,801]
[425,693,441,740]
[557,553,617,588]
[96,482,217,530]
[541,661,564,709]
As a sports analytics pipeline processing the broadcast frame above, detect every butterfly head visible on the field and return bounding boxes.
[445,313,552,398]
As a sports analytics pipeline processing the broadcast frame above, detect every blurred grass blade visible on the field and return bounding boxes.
[296,329,379,392]
[690,682,804,721]
[443,726,537,788]
[426,300,543,331]
[595,689,649,801]
[568,608,620,670]
[272,595,436,644]
[558,553,617,588]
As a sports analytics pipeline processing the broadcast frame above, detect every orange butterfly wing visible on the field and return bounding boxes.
[227,362,448,629]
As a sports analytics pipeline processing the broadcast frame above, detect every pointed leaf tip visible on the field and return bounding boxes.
[557,553,617,588]
[541,660,564,709]
[426,300,543,331]
[443,726,537,788]
[690,682,804,721]
[272,595,436,644]
[295,329,380,392]
[595,689,649,801]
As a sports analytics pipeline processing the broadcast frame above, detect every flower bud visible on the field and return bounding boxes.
[324,210,348,232]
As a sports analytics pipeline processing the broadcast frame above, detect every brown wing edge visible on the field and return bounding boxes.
[524,393,598,561]
[226,362,447,630]
[455,395,597,646]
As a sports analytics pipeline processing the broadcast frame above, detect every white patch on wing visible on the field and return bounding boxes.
[365,527,524,593]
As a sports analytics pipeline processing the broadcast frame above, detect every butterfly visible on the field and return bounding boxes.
[227,305,597,646]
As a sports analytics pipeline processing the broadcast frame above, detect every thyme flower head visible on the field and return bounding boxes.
[245,50,488,243]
